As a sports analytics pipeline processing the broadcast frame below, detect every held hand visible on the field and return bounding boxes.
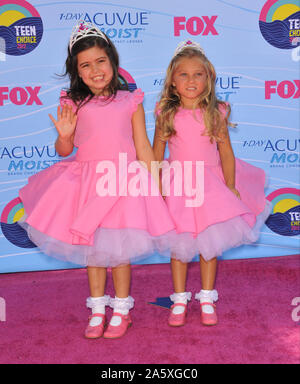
[227,186,241,199]
[49,105,77,139]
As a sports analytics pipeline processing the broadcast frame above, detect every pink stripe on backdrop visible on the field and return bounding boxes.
[266,187,300,201]
[0,0,41,17]
[0,197,21,222]
[259,0,279,21]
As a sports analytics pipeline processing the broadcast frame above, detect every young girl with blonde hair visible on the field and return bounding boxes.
[154,41,270,326]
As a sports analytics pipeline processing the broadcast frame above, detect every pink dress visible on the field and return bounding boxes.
[19,89,175,267]
[162,106,271,261]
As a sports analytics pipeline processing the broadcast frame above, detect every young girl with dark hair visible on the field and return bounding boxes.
[19,21,174,340]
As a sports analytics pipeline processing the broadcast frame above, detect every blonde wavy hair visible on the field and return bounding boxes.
[156,47,232,143]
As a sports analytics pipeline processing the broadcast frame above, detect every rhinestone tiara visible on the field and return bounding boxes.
[173,40,205,58]
[69,20,109,51]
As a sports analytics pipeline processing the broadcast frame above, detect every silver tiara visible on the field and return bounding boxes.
[69,20,109,51]
[173,40,205,58]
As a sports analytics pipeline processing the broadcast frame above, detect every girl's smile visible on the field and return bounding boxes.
[172,56,207,109]
[77,46,114,96]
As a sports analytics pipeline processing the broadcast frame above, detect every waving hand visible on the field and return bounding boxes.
[49,105,77,140]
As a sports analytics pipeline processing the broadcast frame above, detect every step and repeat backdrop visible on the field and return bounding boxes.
[0,0,299,272]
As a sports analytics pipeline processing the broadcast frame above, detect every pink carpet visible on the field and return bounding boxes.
[0,255,299,364]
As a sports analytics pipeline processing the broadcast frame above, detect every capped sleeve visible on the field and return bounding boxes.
[59,90,77,112]
[131,88,144,114]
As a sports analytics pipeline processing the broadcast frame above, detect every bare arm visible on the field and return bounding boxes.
[49,105,77,157]
[132,103,161,188]
[153,122,167,163]
[55,135,75,157]
[217,128,240,199]
[132,104,155,166]
[152,121,167,196]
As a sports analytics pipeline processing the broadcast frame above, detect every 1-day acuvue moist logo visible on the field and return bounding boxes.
[0,0,43,56]
[259,0,300,49]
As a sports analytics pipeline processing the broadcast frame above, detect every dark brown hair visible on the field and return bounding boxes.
[62,34,128,109]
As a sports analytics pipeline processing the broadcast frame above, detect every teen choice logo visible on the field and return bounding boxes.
[259,0,300,49]
[118,67,137,92]
[0,0,43,56]
[265,188,300,236]
[0,197,36,248]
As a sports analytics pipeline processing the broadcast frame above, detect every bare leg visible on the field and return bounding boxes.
[198,256,218,324]
[200,255,217,290]
[171,257,188,293]
[87,266,107,297]
[86,267,108,331]
[168,257,190,323]
[111,264,131,298]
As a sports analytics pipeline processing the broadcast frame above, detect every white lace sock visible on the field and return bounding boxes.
[86,295,110,326]
[195,290,218,314]
[109,296,134,326]
[170,292,192,314]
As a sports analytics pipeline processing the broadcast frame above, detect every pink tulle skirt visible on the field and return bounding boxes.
[19,217,176,267]
[163,158,271,262]
[168,201,271,262]
[18,155,176,267]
